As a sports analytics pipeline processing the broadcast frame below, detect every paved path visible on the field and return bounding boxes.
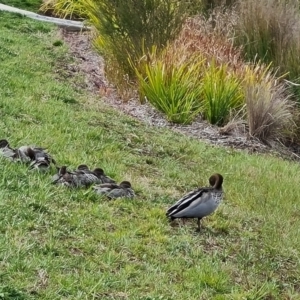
[0,3,91,31]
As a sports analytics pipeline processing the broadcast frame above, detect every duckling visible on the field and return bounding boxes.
[19,145,56,166]
[166,173,224,231]
[76,168,103,187]
[51,165,68,183]
[93,168,116,184]
[0,139,56,170]
[51,166,80,187]
[51,165,88,185]
[29,156,52,172]
[93,181,135,199]
[76,165,116,184]
[0,139,16,160]
[27,147,57,171]
[52,165,105,188]
[76,164,89,171]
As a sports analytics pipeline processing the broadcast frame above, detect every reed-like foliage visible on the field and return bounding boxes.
[135,46,205,124]
[39,0,92,20]
[86,0,192,98]
[234,0,300,101]
[202,62,243,125]
[244,65,295,142]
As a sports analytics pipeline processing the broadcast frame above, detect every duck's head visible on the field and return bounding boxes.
[119,181,132,189]
[77,164,89,170]
[27,147,36,160]
[0,139,10,148]
[93,168,105,177]
[209,173,223,189]
[60,166,68,175]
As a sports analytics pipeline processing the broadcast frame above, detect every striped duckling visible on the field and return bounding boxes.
[0,139,55,170]
[76,164,116,184]
[52,165,115,188]
[0,139,16,160]
[28,147,56,171]
[166,173,224,231]
[93,181,135,199]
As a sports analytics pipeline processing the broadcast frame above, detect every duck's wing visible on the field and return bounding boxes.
[94,183,119,189]
[29,159,49,170]
[16,148,32,162]
[33,148,56,165]
[166,187,212,216]
[93,182,120,194]
[106,188,125,199]
[51,173,61,184]
[124,188,135,198]
[105,186,135,199]
[101,175,116,184]
[0,147,17,160]
[166,189,199,215]
[76,171,101,187]
[61,173,79,187]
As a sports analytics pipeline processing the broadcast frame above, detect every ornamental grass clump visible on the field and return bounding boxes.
[202,62,243,126]
[86,0,191,99]
[39,0,94,20]
[234,0,300,101]
[135,46,206,125]
[244,65,295,143]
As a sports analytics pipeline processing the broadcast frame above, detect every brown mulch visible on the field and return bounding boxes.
[59,29,300,162]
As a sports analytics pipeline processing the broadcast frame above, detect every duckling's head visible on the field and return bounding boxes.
[77,164,89,170]
[93,168,105,177]
[209,173,223,189]
[0,139,9,148]
[26,147,36,161]
[60,166,68,175]
[119,181,132,189]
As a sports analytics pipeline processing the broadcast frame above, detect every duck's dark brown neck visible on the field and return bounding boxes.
[209,173,223,189]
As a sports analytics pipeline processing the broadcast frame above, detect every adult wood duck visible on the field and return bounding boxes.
[166,173,224,231]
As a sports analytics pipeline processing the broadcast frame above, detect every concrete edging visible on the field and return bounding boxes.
[0,3,91,31]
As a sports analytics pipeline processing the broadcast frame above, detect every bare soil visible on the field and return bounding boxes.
[59,29,300,162]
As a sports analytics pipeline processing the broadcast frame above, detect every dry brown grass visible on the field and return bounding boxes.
[173,8,243,72]
[244,66,295,142]
[234,0,300,100]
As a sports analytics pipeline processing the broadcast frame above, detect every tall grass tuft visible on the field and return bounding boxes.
[175,11,242,71]
[202,62,243,126]
[234,0,300,101]
[201,0,237,14]
[135,46,205,124]
[244,65,295,142]
[86,0,192,99]
[39,0,93,20]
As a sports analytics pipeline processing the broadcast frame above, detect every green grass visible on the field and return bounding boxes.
[0,11,300,299]
[0,0,43,11]
[135,50,205,125]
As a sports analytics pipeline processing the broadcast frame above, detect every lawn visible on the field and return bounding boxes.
[0,0,42,11]
[0,10,300,300]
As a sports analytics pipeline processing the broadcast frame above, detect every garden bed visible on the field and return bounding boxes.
[60,29,300,162]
